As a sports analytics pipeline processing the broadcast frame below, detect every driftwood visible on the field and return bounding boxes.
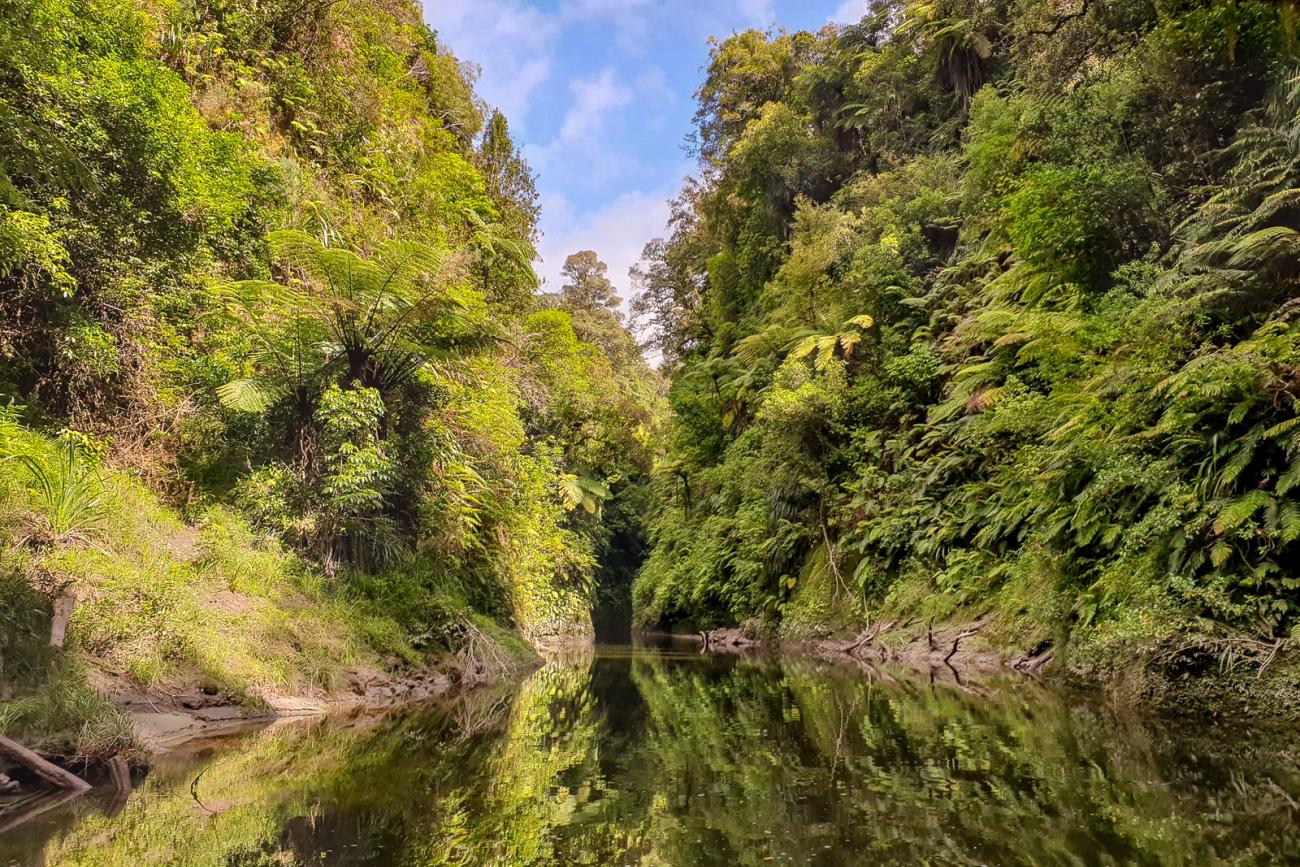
[842,620,896,658]
[944,623,987,665]
[0,737,90,793]
[49,592,76,648]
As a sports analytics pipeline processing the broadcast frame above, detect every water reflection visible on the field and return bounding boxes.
[3,646,1298,865]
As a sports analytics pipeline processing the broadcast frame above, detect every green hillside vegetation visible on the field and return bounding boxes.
[0,0,660,752]
[632,0,1300,702]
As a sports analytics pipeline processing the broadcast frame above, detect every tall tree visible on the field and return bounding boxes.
[477,110,540,243]
[559,251,622,314]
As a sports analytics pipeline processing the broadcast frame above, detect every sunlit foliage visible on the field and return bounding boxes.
[0,0,662,714]
[634,0,1300,675]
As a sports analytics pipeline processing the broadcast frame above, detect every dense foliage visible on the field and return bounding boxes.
[0,0,659,715]
[633,0,1300,662]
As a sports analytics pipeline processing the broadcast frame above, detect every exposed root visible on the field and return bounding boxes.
[1153,636,1289,679]
[842,620,895,659]
[1267,778,1300,815]
[454,616,511,686]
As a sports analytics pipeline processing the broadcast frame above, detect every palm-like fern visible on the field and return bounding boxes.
[733,311,875,371]
[215,230,491,415]
[462,206,539,296]
[897,1,995,107]
[1175,69,1300,318]
[787,314,876,370]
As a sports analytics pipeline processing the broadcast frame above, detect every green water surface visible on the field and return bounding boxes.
[2,644,1299,865]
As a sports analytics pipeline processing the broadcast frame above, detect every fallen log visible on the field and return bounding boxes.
[0,737,91,793]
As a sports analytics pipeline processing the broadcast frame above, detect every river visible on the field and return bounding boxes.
[2,643,1298,865]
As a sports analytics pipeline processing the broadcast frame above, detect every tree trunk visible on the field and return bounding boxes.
[108,756,131,792]
[49,592,75,648]
[0,737,90,792]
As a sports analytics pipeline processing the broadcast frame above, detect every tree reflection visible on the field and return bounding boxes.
[9,650,1300,866]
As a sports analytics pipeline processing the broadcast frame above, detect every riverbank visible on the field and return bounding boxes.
[677,610,1300,721]
[0,436,565,778]
[0,633,542,800]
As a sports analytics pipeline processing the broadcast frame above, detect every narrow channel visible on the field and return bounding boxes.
[3,644,1297,866]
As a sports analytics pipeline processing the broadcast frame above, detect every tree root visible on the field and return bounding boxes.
[455,616,511,685]
[943,616,993,665]
[841,620,895,658]
[1153,636,1289,679]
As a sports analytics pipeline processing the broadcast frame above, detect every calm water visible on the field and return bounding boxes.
[3,644,1300,866]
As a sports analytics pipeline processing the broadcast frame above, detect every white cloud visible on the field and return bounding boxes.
[559,0,655,52]
[524,67,639,188]
[558,67,633,144]
[737,0,777,26]
[535,186,677,315]
[421,0,560,131]
[633,66,673,106]
[830,0,871,23]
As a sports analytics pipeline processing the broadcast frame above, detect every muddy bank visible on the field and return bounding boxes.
[114,665,461,753]
[671,616,1300,720]
[675,615,1044,672]
[0,651,543,807]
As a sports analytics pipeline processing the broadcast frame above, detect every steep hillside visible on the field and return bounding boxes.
[633,0,1300,711]
[0,0,660,752]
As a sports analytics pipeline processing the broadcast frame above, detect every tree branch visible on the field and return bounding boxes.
[1028,0,1090,36]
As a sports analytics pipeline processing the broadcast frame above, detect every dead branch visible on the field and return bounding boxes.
[1268,778,1300,815]
[0,737,90,793]
[1153,636,1289,678]
[455,616,511,685]
[944,622,986,665]
[841,622,878,657]
[842,619,899,659]
[821,519,849,600]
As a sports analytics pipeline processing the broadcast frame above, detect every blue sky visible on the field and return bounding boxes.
[421,0,870,307]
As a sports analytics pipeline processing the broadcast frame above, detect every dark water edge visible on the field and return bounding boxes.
[3,644,1300,866]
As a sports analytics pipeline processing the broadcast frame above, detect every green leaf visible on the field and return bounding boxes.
[217,379,273,413]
